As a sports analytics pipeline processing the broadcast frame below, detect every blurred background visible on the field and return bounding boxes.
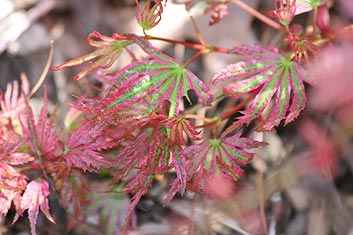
[1,0,353,234]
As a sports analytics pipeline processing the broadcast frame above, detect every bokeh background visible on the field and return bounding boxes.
[1,0,353,234]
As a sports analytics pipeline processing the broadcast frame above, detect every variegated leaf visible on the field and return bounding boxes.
[212,45,312,131]
[165,132,263,202]
[104,34,213,117]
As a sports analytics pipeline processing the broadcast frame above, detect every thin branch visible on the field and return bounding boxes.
[230,0,284,31]
[29,40,54,98]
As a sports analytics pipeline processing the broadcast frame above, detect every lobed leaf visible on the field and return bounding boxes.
[121,173,154,233]
[166,132,263,201]
[95,95,164,127]
[51,31,132,80]
[295,0,323,14]
[105,34,213,117]
[0,172,27,224]
[112,127,170,183]
[212,45,312,131]
[63,121,112,172]
[14,179,55,235]
[136,0,164,30]
[164,116,201,145]
[79,188,133,235]
[20,88,58,158]
[0,74,29,119]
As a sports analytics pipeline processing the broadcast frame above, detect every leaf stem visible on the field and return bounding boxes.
[312,6,318,35]
[182,113,215,123]
[181,50,204,68]
[230,0,284,31]
[145,35,230,54]
[220,93,254,121]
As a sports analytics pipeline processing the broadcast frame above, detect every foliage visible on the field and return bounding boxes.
[0,0,349,234]
[212,45,311,131]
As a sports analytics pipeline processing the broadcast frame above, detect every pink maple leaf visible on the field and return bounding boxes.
[0,74,30,120]
[296,118,339,180]
[14,179,55,235]
[20,88,58,158]
[308,42,353,125]
[0,171,27,224]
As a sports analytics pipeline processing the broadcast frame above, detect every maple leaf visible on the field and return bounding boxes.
[78,185,134,235]
[268,0,297,27]
[59,173,89,217]
[285,33,318,64]
[87,94,165,127]
[0,74,30,120]
[212,45,312,131]
[0,129,34,168]
[121,173,154,233]
[111,121,192,217]
[0,130,32,222]
[112,127,170,183]
[266,0,324,27]
[136,0,164,30]
[308,42,353,125]
[164,116,201,146]
[0,171,27,224]
[165,132,263,202]
[295,0,323,14]
[105,34,213,117]
[63,121,112,172]
[51,31,132,80]
[20,89,58,159]
[14,179,55,235]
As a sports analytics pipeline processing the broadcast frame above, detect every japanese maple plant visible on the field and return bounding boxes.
[0,0,342,234]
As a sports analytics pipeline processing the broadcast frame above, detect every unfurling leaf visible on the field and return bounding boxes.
[14,179,55,235]
[268,0,297,27]
[51,31,132,80]
[285,33,318,64]
[136,0,164,30]
[212,45,312,131]
[105,34,213,117]
[164,117,200,145]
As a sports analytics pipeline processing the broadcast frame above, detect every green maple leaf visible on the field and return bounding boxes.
[79,188,132,235]
[165,132,263,203]
[103,34,213,117]
[212,45,313,131]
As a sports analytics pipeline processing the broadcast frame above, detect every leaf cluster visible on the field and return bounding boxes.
[1,0,345,234]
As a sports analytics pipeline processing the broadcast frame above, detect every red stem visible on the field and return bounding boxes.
[220,92,256,121]
[145,35,230,54]
[230,0,284,31]
[181,50,204,68]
